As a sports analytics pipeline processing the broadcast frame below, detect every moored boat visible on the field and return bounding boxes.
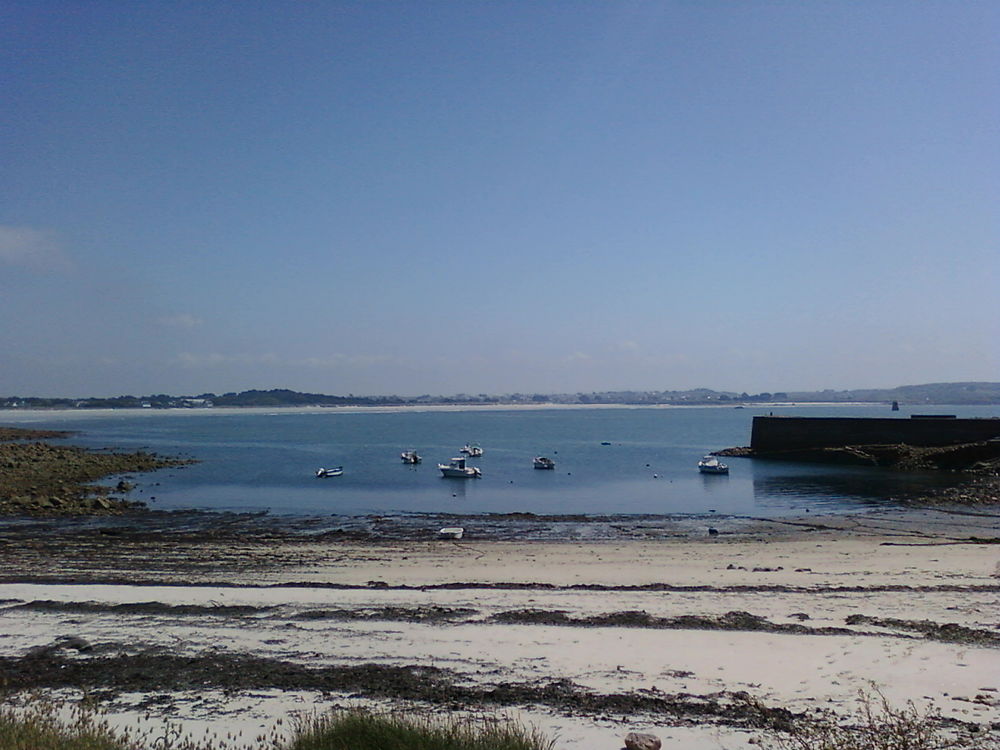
[697,455,729,474]
[315,466,344,478]
[400,450,422,464]
[438,456,481,478]
[460,443,484,457]
[533,456,556,470]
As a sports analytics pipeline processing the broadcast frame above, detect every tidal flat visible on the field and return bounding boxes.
[1,506,999,749]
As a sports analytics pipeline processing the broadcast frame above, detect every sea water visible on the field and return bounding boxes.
[4,404,996,526]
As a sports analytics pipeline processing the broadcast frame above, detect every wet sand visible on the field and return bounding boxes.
[1,506,999,748]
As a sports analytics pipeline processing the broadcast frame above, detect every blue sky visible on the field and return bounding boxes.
[2,2,997,397]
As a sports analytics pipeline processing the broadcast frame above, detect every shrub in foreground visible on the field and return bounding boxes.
[0,698,554,750]
[764,688,998,750]
[0,697,126,750]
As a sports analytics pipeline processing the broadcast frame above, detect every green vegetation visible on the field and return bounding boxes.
[288,709,555,750]
[0,698,127,750]
[0,699,554,750]
[3,690,999,750]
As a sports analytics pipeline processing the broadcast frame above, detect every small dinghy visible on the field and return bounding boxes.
[315,466,344,478]
[438,527,464,539]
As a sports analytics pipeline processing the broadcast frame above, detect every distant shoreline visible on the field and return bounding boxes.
[0,400,915,421]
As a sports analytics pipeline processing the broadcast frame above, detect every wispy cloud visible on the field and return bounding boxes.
[174,352,277,368]
[300,354,394,368]
[0,225,73,272]
[173,352,394,369]
[157,313,204,329]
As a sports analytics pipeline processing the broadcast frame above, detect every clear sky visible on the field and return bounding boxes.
[2,2,997,398]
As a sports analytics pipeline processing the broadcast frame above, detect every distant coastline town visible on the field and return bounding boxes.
[2,382,999,410]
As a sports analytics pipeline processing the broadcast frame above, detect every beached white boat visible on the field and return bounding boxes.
[400,450,421,464]
[460,443,484,457]
[315,466,344,478]
[438,456,481,478]
[697,455,729,475]
[533,456,556,470]
[438,526,464,539]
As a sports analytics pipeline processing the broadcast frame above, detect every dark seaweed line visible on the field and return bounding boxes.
[0,650,799,731]
[2,575,998,594]
[12,600,998,647]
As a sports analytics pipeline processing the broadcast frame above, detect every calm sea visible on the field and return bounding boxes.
[4,404,997,537]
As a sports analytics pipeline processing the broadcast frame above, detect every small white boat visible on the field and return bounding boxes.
[438,526,464,539]
[698,455,729,475]
[460,443,484,457]
[533,456,556,470]
[316,466,344,478]
[400,450,422,464]
[438,456,481,478]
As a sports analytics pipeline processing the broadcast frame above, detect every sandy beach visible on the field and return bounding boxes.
[1,506,998,748]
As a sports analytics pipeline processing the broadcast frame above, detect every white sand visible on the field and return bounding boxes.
[3,528,999,749]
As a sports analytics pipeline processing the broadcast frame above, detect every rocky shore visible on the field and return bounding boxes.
[0,426,193,515]
[718,439,1000,506]
[718,438,1000,472]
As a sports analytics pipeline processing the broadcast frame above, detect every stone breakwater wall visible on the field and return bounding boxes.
[750,416,1000,453]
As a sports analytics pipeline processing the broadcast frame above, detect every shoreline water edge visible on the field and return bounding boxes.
[1,422,999,748]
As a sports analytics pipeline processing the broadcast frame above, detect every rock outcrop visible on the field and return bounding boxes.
[0,427,193,516]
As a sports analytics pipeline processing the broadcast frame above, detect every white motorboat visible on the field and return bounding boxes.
[438,456,481,478]
[533,456,556,470]
[400,450,422,464]
[315,466,344,478]
[460,443,484,457]
[697,455,729,475]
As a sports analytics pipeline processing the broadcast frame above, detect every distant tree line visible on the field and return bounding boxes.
[2,382,998,410]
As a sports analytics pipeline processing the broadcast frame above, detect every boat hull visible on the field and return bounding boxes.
[697,455,728,474]
[439,466,481,478]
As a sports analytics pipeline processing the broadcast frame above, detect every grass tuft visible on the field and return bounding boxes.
[287,709,556,750]
[0,696,554,750]
[763,687,998,750]
[0,696,127,750]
